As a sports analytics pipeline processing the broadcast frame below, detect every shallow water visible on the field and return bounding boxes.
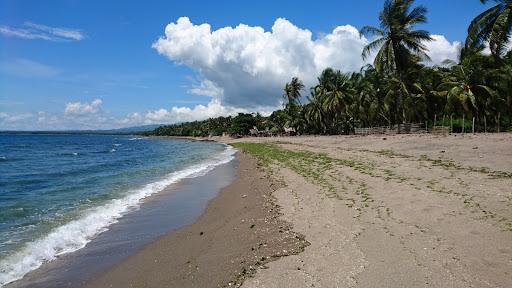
[10,160,237,287]
[0,134,235,286]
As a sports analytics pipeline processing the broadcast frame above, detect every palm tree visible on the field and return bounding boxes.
[283,77,305,132]
[284,77,305,106]
[322,71,352,118]
[439,65,495,115]
[467,0,512,58]
[304,95,327,134]
[311,68,354,134]
[360,0,433,75]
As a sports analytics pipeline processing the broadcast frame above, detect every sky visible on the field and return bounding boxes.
[0,0,493,130]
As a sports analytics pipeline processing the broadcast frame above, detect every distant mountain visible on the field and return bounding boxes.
[0,124,164,135]
[93,124,164,134]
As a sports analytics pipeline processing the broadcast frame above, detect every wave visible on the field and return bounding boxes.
[0,156,6,161]
[128,137,144,141]
[0,145,236,287]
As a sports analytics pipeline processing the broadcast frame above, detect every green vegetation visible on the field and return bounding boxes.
[467,0,512,58]
[232,142,374,211]
[234,141,512,230]
[149,0,512,137]
[418,154,512,178]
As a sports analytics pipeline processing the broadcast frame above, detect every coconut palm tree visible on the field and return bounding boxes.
[304,95,327,134]
[439,64,495,115]
[360,0,433,75]
[467,0,512,58]
[283,77,305,106]
[283,77,305,132]
[321,71,352,118]
[311,68,354,134]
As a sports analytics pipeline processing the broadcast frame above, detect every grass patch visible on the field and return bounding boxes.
[419,154,512,179]
[375,149,413,159]
[232,142,376,210]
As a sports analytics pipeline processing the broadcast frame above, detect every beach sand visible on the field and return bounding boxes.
[89,134,512,288]
[85,153,307,288]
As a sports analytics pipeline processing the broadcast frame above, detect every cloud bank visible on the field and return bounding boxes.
[1,18,462,130]
[0,98,253,131]
[153,17,461,110]
[152,17,372,108]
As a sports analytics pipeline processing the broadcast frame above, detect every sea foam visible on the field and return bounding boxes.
[0,145,236,287]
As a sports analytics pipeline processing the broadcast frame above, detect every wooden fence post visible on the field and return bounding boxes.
[498,112,500,133]
[450,115,453,134]
[462,114,465,134]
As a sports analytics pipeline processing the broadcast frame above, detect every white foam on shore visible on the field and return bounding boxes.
[0,145,236,287]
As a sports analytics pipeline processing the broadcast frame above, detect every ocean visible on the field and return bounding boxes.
[0,134,235,286]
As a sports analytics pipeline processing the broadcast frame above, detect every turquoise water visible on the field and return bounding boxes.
[0,134,234,286]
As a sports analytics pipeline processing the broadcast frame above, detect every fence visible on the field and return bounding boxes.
[354,123,428,136]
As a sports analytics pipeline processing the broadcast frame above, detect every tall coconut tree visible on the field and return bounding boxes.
[360,0,433,75]
[283,77,305,106]
[467,0,512,58]
[283,77,305,132]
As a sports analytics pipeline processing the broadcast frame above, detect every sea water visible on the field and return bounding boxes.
[0,134,235,286]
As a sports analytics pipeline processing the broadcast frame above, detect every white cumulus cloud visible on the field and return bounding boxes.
[153,17,372,109]
[64,99,103,116]
[425,35,461,65]
[153,17,461,110]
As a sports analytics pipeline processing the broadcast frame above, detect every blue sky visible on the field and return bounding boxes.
[0,0,492,130]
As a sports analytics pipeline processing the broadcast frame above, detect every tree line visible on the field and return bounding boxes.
[150,0,512,137]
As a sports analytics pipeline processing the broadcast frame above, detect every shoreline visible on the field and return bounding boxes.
[8,134,511,287]
[4,142,238,288]
[85,152,308,288]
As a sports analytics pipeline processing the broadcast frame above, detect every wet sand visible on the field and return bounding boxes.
[86,153,307,288]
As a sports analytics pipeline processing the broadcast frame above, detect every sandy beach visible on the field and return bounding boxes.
[86,153,307,288]
[89,133,512,288]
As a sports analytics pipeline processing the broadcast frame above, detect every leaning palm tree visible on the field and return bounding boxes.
[360,0,433,75]
[467,0,512,58]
